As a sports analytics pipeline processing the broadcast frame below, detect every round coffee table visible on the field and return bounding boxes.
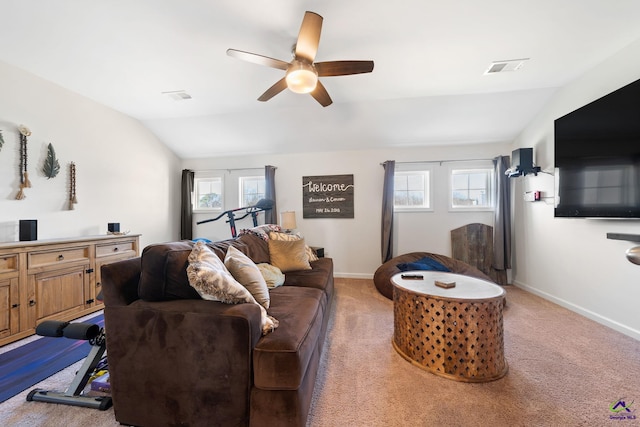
[391,271,508,382]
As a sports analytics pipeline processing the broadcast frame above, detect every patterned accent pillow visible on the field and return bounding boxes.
[257,263,286,289]
[187,241,278,335]
[238,224,282,241]
[268,238,312,273]
[268,231,319,262]
[224,246,270,309]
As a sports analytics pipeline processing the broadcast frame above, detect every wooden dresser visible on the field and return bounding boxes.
[0,234,140,346]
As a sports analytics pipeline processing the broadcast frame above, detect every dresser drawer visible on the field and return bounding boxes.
[96,241,135,258]
[28,246,90,269]
[0,254,19,274]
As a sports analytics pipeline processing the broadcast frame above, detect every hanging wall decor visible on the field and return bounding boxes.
[69,161,78,209]
[302,174,355,219]
[42,143,61,179]
[0,130,5,152]
[16,125,32,200]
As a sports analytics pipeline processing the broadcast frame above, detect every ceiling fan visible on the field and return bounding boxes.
[227,11,374,107]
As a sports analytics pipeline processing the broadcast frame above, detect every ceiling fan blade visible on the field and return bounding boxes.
[227,49,289,70]
[258,78,288,102]
[315,60,375,77]
[295,11,323,63]
[310,81,332,107]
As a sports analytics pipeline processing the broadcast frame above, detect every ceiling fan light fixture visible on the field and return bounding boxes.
[286,60,318,94]
[227,11,373,105]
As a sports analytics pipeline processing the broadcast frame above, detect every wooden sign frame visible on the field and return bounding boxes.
[302,174,354,218]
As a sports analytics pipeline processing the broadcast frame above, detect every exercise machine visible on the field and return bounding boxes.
[197,198,273,237]
[26,319,111,410]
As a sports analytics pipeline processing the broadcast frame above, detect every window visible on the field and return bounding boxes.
[450,168,493,210]
[394,170,432,210]
[239,176,265,207]
[194,177,223,211]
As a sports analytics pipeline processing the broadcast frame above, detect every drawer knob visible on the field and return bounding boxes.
[57,254,64,261]
[12,303,20,308]
[29,300,36,307]
[113,247,119,252]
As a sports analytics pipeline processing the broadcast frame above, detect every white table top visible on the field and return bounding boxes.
[391,271,505,300]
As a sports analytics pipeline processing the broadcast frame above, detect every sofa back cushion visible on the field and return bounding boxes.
[138,241,198,301]
[138,234,270,301]
[205,234,271,265]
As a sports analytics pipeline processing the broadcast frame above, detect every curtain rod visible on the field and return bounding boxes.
[192,166,276,173]
[381,158,497,166]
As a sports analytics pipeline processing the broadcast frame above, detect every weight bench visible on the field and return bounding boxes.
[26,319,112,411]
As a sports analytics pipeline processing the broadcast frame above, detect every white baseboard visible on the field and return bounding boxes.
[512,280,640,341]
[334,272,374,280]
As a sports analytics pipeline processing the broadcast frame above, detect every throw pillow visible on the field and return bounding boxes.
[268,231,319,262]
[224,246,270,309]
[187,241,278,335]
[397,256,451,272]
[268,231,300,241]
[239,224,282,241]
[307,246,320,262]
[268,238,312,273]
[257,263,286,288]
[187,241,238,303]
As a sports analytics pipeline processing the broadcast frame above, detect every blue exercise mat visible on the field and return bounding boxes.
[0,313,104,404]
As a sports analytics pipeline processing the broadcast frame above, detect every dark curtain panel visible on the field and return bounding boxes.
[492,156,511,285]
[381,160,395,263]
[265,165,277,225]
[180,169,195,240]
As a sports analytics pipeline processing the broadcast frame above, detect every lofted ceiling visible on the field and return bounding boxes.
[2,1,640,159]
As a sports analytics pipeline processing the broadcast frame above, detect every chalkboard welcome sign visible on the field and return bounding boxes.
[302,174,354,218]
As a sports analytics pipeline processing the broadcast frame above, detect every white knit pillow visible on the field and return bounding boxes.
[257,263,285,289]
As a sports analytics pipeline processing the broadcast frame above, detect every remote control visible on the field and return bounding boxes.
[401,274,423,280]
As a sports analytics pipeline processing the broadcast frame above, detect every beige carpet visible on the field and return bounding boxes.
[1,278,639,426]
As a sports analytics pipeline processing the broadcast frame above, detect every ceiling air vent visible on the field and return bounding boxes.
[484,58,529,75]
[161,90,192,101]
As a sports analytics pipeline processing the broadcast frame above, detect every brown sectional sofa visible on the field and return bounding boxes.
[101,233,334,427]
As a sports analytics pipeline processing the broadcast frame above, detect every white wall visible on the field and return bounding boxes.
[512,39,640,340]
[184,141,511,278]
[0,61,181,248]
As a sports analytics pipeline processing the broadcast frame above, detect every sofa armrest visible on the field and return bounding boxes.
[104,298,263,426]
[101,257,142,306]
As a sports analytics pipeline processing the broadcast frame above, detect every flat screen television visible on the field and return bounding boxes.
[554,78,640,218]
